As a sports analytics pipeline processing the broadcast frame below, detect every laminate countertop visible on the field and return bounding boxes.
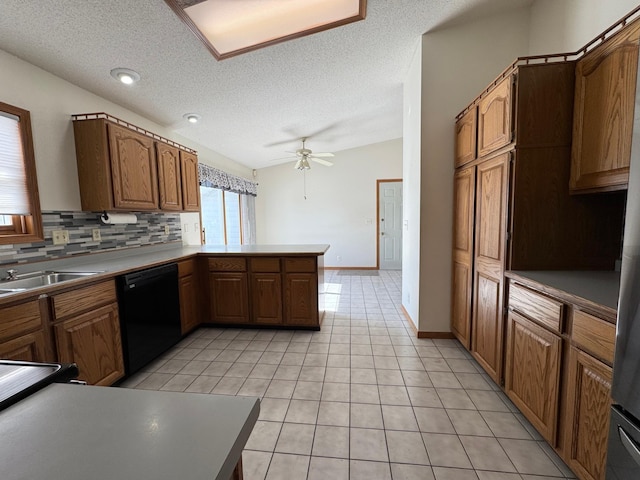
[0,383,259,480]
[506,270,620,319]
[0,243,330,304]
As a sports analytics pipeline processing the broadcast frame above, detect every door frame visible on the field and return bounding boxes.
[376,178,403,270]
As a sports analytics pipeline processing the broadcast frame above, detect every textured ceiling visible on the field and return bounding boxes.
[0,0,532,169]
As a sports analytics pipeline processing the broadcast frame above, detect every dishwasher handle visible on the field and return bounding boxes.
[121,263,178,290]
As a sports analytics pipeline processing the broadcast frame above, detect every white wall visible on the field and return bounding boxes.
[415,8,531,333]
[0,48,251,213]
[529,0,640,55]
[255,139,402,268]
[402,41,423,328]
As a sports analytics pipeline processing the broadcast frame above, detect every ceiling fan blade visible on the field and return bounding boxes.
[269,156,297,162]
[310,152,334,158]
[310,157,333,167]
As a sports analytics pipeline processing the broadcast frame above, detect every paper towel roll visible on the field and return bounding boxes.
[100,212,138,225]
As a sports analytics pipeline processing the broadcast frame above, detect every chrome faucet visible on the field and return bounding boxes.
[5,269,18,281]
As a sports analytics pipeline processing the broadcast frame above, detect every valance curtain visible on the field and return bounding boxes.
[198,163,257,197]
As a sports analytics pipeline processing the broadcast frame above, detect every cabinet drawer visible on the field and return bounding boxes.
[509,283,563,333]
[572,310,615,365]
[0,299,42,342]
[208,257,246,272]
[178,259,195,277]
[250,257,281,272]
[51,280,117,320]
[284,258,316,273]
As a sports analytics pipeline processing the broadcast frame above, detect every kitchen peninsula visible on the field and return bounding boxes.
[0,243,329,385]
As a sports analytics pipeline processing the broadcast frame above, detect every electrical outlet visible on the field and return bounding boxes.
[164,225,170,235]
[336,255,342,262]
[92,228,101,242]
[52,230,69,245]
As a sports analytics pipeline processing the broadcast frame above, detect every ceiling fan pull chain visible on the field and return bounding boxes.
[303,169,307,200]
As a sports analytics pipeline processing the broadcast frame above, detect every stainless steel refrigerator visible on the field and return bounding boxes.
[607,56,640,479]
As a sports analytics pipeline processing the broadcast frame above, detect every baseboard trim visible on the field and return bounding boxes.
[401,305,418,336]
[417,331,456,339]
[325,266,379,270]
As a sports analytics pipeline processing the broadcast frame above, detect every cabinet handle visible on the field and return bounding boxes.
[619,425,640,467]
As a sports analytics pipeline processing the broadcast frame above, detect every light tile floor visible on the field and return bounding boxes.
[120,270,576,480]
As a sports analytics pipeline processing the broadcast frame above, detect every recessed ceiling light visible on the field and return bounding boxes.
[183,113,201,124]
[110,68,140,85]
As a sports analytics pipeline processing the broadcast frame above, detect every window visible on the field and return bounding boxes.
[0,102,43,244]
[200,186,255,245]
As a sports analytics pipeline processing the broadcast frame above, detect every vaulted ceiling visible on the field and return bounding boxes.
[0,0,532,169]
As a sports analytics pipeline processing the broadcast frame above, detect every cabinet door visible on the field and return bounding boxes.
[251,273,283,324]
[0,331,49,362]
[504,311,562,444]
[564,347,612,480]
[209,272,249,323]
[107,123,159,210]
[471,153,509,383]
[451,166,476,348]
[157,142,183,211]
[54,303,124,386]
[284,273,318,327]
[570,24,640,193]
[478,76,513,157]
[455,108,477,167]
[180,151,200,212]
[179,274,200,334]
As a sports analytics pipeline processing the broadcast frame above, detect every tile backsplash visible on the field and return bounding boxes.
[0,211,182,266]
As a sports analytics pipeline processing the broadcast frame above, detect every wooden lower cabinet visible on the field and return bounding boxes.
[284,273,318,327]
[54,303,124,386]
[178,259,201,334]
[207,255,322,329]
[563,347,612,480]
[209,272,250,323]
[0,331,49,362]
[251,273,283,324]
[0,297,52,362]
[504,311,562,444]
[51,280,124,386]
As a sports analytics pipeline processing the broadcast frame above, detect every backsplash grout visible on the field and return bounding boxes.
[0,211,182,266]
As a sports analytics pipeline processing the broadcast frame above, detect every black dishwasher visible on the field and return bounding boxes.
[117,263,181,375]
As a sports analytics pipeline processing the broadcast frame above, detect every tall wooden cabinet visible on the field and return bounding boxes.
[570,19,640,193]
[452,60,625,384]
[73,113,199,212]
[471,153,509,380]
[451,166,475,348]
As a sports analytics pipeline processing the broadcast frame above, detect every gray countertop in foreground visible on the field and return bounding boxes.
[507,270,621,316]
[0,384,260,480]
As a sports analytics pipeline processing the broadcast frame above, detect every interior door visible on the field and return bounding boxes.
[378,180,403,270]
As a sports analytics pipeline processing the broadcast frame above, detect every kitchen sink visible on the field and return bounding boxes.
[0,271,103,292]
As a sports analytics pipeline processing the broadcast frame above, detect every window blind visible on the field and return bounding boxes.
[0,112,30,215]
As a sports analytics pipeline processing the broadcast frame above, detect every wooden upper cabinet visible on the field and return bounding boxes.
[451,166,476,348]
[157,142,183,211]
[73,114,199,212]
[180,151,200,211]
[570,21,640,193]
[478,75,513,157]
[107,123,159,210]
[455,108,477,167]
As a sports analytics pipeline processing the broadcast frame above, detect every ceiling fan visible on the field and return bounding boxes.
[286,138,334,170]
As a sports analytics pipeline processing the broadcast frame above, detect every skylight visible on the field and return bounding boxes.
[165,0,366,60]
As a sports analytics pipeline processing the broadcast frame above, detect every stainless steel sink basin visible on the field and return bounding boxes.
[0,271,102,292]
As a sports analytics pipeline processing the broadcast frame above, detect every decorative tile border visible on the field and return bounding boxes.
[0,211,182,266]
